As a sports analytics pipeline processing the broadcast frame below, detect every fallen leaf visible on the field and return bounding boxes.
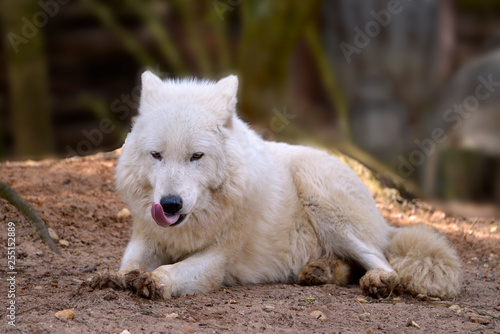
[468,314,491,325]
[406,318,420,329]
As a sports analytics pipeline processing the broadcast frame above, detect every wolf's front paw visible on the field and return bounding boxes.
[360,268,402,299]
[124,269,167,299]
[90,269,126,290]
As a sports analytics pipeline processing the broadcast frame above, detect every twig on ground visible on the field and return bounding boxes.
[464,218,478,240]
[0,181,60,254]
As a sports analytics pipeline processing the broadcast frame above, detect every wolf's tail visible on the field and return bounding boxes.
[386,225,461,299]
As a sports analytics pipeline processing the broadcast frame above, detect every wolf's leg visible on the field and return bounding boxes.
[344,236,402,298]
[299,257,352,286]
[118,236,163,274]
[289,149,401,298]
[125,249,227,299]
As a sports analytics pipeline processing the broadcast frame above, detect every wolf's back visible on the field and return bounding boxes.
[386,225,461,299]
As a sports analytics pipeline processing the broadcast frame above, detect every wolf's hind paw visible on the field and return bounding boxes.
[360,268,402,299]
[90,269,126,290]
[299,258,351,286]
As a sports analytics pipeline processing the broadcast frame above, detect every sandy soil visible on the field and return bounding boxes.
[0,151,499,334]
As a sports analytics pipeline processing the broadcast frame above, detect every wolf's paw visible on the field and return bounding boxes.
[90,269,126,290]
[124,269,166,299]
[299,258,351,286]
[360,268,402,299]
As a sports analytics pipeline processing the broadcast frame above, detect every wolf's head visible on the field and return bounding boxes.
[116,71,239,228]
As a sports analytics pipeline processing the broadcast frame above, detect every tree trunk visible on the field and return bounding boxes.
[1,0,54,159]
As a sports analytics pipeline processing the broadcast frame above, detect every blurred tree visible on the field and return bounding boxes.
[81,0,322,122]
[1,0,54,159]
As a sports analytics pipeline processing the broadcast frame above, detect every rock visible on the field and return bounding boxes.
[120,330,131,334]
[310,310,327,321]
[117,208,131,219]
[48,228,59,241]
[59,239,70,247]
[55,309,75,321]
[358,312,371,322]
[165,312,179,319]
[449,304,461,315]
[262,305,274,312]
[83,264,97,273]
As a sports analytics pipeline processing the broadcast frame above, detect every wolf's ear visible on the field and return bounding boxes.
[216,74,238,98]
[142,70,162,88]
[139,71,163,112]
[215,75,238,127]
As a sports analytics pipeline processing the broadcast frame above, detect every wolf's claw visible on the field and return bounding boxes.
[90,269,126,290]
[125,269,161,299]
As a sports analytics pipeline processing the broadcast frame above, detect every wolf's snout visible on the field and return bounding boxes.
[160,195,183,215]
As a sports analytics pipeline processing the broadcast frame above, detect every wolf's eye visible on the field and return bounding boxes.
[151,151,162,161]
[190,152,204,162]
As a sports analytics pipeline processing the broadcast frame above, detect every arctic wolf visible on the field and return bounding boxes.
[91,71,461,300]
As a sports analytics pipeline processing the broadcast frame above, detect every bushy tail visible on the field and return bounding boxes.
[386,225,461,299]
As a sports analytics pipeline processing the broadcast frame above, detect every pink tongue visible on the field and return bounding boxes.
[151,202,181,227]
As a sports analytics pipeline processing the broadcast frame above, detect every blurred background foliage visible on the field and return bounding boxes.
[0,0,499,208]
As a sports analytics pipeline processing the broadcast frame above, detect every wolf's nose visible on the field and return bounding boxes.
[160,195,183,215]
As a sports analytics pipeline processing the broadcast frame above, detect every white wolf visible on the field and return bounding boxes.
[92,71,461,300]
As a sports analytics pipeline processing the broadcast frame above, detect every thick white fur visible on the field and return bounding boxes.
[115,71,461,299]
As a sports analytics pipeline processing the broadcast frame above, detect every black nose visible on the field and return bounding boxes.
[160,195,183,215]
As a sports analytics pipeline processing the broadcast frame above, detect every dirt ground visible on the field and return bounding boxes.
[0,151,499,334]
